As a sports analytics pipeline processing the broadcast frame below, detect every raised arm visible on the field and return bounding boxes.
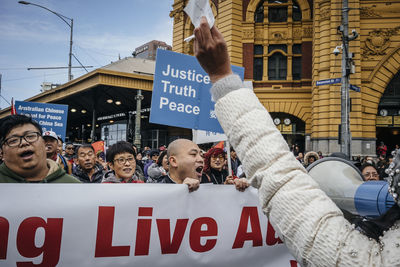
[194,16,385,266]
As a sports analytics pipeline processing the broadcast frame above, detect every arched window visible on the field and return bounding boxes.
[379,72,400,115]
[254,0,301,23]
[268,1,288,23]
[254,1,264,23]
[268,53,287,80]
[292,0,302,21]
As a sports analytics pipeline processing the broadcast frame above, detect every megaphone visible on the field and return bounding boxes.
[306,157,395,217]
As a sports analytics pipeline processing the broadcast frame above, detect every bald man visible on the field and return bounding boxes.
[158,139,203,192]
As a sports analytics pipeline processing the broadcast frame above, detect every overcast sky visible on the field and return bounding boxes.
[0,0,174,109]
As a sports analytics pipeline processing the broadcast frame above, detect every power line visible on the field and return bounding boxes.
[0,95,11,106]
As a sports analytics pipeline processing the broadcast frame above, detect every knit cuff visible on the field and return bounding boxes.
[210,74,244,102]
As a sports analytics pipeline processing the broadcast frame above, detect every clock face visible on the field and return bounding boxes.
[274,118,281,125]
[380,109,388,116]
[284,118,291,125]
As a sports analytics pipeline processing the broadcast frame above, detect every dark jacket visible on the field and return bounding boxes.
[0,159,80,183]
[73,162,104,183]
[158,175,176,184]
[204,168,229,184]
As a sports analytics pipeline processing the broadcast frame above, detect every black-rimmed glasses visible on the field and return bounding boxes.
[2,131,41,147]
[114,157,136,165]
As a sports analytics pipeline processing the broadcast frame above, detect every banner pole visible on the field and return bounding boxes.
[226,141,232,176]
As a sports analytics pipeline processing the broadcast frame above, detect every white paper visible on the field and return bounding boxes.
[184,0,215,28]
[192,129,227,144]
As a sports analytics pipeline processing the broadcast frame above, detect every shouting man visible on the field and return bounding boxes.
[0,115,79,183]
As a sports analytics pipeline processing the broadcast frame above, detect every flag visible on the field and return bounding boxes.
[11,98,17,115]
[214,141,224,149]
[92,141,105,154]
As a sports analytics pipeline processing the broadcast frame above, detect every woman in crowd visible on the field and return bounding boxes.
[193,16,400,266]
[360,162,380,181]
[101,141,144,183]
[303,151,319,168]
[202,147,232,184]
[147,150,168,183]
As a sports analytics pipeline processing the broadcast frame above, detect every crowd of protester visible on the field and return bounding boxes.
[0,114,249,193]
[290,141,399,181]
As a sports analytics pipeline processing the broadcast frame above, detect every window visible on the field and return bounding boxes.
[254,45,264,55]
[269,7,288,22]
[268,53,287,80]
[254,2,264,23]
[254,45,264,81]
[292,0,302,21]
[255,0,300,23]
[293,44,302,54]
[292,44,302,80]
[292,57,302,80]
[268,44,287,53]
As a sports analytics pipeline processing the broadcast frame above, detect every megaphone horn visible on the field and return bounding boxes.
[307,157,394,217]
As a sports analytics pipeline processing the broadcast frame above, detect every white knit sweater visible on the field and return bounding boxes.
[211,74,400,266]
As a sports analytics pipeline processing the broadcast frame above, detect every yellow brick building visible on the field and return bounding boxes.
[170,0,400,156]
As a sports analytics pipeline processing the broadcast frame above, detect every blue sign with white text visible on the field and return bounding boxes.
[350,84,361,92]
[316,78,342,86]
[15,101,69,141]
[150,49,244,133]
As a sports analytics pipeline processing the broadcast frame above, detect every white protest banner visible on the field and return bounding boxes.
[192,129,227,144]
[0,184,298,267]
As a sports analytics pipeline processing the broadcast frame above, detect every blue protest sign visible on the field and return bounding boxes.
[150,49,244,133]
[316,78,342,86]
[15,101,69,140]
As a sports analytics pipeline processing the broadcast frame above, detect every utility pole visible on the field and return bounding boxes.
[19,1,74,81]
[338,0,358,159]
[0,74,2,110]
[134,90,144,150]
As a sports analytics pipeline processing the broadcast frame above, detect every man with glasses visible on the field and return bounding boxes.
[73,144,104,183]
[0,114,79,183]
[102,141,144,183]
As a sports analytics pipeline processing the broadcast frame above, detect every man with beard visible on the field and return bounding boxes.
[73,144,104,183]
[0,115,79,183]
[43,130,72,174]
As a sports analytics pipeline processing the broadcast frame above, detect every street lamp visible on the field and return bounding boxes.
[18,1,73,81]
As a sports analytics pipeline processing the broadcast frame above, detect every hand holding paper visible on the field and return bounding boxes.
[184,0,215,42]
[193,17,232,83]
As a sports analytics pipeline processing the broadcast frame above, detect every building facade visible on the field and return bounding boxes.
[133,40,172,60]
[170,0,400,156]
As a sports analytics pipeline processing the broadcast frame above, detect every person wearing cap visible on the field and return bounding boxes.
[0,114,79,183]
[42,130,72,174]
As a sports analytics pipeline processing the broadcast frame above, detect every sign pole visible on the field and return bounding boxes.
[226,141,232,177]
[339,0,357,159]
